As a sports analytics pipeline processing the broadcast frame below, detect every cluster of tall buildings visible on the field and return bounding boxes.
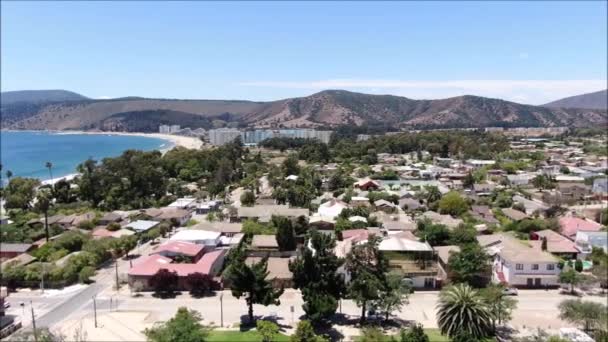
[159,125,181,134]
[208,128,333,146]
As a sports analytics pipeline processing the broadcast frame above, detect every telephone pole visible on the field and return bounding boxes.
[92,296,98,328]
[30,301,38,342]
[115,259,120,291]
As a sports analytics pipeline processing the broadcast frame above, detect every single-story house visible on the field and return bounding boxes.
[155,208,192,226]
[128,249,226,291]
[251,235,279,251]
[317,199,348,218]
[170,229,222,248]
[354,178,380,191]
[530,229,579,259]
[244,257,294,288]
[470,205,499,225]
[0,243,34,260]
[558,217,602,240]
[125,220,160,233]
[151,241,205,262]
[501,208,528,222]
[167,197,198,210]
[191,222,242,237]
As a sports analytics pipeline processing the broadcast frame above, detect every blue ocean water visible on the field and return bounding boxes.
[0,131,171,181]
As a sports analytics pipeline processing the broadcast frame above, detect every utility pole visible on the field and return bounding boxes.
[220,293,224,328]
[40,264,45,294]
[92,296,98,328]
[115,258,120,291]
[30,301,38,342]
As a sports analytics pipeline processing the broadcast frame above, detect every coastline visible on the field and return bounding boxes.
[53,131,203,150]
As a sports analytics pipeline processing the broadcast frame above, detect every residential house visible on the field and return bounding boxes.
[98,212,123,226]
[575,231,607,254]
[530,230,579,259]
[155,208,192,226]
[477,233,560,288]
[125,220,160,233]
[434,245,460,282]
[317,199,348,218]
[251,235,279,251]
[501,208,528,222]
[308,215,336,230]
[196,200,221,214]
[470,206,499,225]
[592,178,608,195]
[354,178,380,191]
[244,257,294,288]
[170,229,222,248]
[473,183,496,196]
[507,174,535,187]
[151,241,205,262]
[234,205,308,222]
[350,196,370,207]
[399,198,423,211]
[167,197,198,210]
[379,234,437,288]
[374,199,397,213]
[191,222,242,237]
[418,211,463,229]
[0,243,34,260]
[558,217,602,240]
[128,249,226,291]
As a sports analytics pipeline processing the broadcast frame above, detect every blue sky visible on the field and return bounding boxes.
[1,1,606,104]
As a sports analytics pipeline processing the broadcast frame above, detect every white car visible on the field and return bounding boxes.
[503,287,518,296]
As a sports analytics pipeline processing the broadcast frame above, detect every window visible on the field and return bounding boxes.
[547,264,555,271]
[532,264,539,270]
[516,264,524,270]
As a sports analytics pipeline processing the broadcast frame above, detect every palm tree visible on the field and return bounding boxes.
[436,283,492,339]
[45,162,54,182]
[35,189,52,242]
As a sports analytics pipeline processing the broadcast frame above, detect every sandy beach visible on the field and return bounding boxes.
[57,131,203,150]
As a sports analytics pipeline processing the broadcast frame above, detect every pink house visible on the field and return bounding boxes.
[558,217,602,240]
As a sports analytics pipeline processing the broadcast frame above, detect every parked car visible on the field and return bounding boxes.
[503,287,518,296]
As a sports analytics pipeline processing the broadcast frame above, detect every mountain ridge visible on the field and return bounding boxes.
[2,89,606,131]
[544,89,607,110]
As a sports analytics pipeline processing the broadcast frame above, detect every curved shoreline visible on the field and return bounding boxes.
[52,131,203,150]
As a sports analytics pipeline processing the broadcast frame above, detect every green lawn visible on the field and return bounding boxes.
[207,330,290,342]
[424,329,451,342]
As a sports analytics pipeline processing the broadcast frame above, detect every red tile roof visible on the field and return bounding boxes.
[559,217,602,238]
[128,249,225,277]
[151,241,204,257]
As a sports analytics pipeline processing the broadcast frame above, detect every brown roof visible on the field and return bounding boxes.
[502,208,528,221]
[434,245,460,264]
[246,257,293,280]
[191,222,242,234]
[477,233,557,263]
[157,208,190,220]
[251,235,279,249]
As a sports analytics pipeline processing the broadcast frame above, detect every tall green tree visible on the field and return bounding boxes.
[345,235,388,324]
[144,307,211,342]
[374,273,411,322]
[438,191,469,216]
[289,230,344,324]
[240,190,256,207]
[447,243,489,286]
[436,284,492,339]
[4,177,40,210]
[225,256,284,324]
[558,299,607,333]
[559,268,582,294]
[274,216,297,251]
[479,285,518,333]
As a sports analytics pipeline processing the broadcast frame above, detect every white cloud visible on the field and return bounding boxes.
[236,79,607,104]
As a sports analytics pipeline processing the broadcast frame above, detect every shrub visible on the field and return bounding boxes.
[79,266,96,283]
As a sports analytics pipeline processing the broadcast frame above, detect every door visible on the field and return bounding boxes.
[535,278,542,287]
[526,278,533,287]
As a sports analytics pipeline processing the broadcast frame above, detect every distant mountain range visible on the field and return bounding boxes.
[544,89,607,110]
[2,89,606,131]
[1,89,89,104]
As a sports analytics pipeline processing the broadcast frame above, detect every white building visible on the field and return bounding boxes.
[209,128,242,145]
[478,233,560,288]
[170,229,222,247]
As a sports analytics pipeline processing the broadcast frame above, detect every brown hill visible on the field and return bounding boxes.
[3,90,607,131]
[544,89,608,110]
